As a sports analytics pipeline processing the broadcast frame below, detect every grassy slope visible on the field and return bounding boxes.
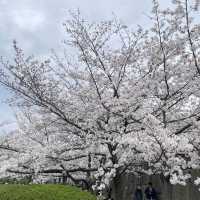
[0,184,96,200]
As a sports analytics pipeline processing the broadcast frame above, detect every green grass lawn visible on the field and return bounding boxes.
[0,184,96,200]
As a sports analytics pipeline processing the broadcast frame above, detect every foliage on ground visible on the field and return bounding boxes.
[0,184,96,200]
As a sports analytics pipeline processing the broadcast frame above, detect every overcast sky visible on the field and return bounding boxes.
[0,0,173,133]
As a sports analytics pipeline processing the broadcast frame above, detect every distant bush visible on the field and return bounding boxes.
[0,176,32,184]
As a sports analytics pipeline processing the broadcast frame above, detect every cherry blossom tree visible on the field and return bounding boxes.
[0,0,200,199]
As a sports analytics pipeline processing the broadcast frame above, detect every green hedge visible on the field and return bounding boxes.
[0,184,96,200]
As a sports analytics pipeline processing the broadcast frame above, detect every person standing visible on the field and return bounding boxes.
[145,182,157,200]
[134,185,143,200]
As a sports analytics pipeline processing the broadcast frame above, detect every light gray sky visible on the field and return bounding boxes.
[0,0,171,132]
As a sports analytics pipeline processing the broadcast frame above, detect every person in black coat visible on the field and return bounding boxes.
[134,185,143,200]
[145,182,158,200]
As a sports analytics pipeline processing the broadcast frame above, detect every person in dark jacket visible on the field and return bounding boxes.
[134,185,143,200]
[145,182,157,200]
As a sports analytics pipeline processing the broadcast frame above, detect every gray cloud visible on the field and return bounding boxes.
[0,0,156,57]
